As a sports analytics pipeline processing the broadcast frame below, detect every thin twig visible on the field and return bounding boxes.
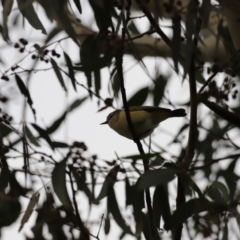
[96,214,104,239]
[135,0,172,48]
[189,153,240,171]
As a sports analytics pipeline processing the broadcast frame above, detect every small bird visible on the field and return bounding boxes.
[101,106,186,140]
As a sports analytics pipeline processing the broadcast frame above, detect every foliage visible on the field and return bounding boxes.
[0,0,240,240]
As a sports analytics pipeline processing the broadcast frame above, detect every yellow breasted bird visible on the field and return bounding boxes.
[101,106,186,140]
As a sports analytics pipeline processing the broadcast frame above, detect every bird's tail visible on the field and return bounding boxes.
[171,108,186,117]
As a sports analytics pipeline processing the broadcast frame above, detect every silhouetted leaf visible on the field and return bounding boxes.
[24,125,40,147]
[0,161,10,191]
[19,192,40,232]
[15,74,36,119]
[88,0,115,30]
[64,52,76,91]
[80,35,113,92]
[50,58,67,91]
[72,168,93,203]
[206,181,229,204]
[104,216,111,234]
[17,0,46,34]
[96,165,120,202]
[172,16,181,72]
[167,198,226,230]
[107,187,132,234]
[127,87,149,107]
[31,124,54,150]
[52,159,73,211]
[128,21,140,35]
[73,0,82,14]
[47,97,87,134]
[52,141,69,148]
[153,74,168,106]
[45,27,62,44]
[137,168,176,189]
[153,185,171,229]
[1,123,12,137]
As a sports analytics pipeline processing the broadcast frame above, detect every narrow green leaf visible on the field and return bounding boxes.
[127,87,149,107]
[137,168,176,189]
[64,52,77,91]
[15,74,36,119]
[0,160,10,191]
[50,58,67,91]
[153,185,171,229]
[47,97,87,134]
[19,192,40,232]
[24,125,40,147]
[128,21,140,35]
[52,141,69,148]
[1,123,12,137]
[31,124,54,150]
[206,181,229,203]
[45,27,62,44]
[153,74,168,106]
[94,69,101,96]
[104,216,111,235]
[96,165,120,202]
[107,187,132,234]
[172,16,181,73]
[17,0,46,34]
[167,198,225,230]
[52,159,73,211]
[72,168,93,203]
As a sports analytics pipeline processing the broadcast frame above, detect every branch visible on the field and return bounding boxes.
[115,28,157,240]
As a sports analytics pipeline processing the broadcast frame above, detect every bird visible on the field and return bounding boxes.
[101,106,186,140]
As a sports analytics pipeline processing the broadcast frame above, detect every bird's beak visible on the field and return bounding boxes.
[100,121,108,125]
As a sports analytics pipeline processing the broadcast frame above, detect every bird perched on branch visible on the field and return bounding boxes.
[101,106,186,140]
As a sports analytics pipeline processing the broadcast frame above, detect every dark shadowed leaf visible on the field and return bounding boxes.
[128,21,140,35]
[0,161,10,191]
[153,185,171,229]
[1,123,12,137]
[127,87,149,107]
[217,159,238,201]
[94,69,101,96]
[73,0,82,14]
[52,141,69,148]
[112,72,121,99]
[167,198,226,230]
[45,27,62,44]
[24,125,40,147]
[172,16,181,73]
[104,215,111,234]
[72,168,93,203]
[50,58,67,91]
[88,0,115,30]
[52,159,73,211]
[153,74,168,106]
[107,187,132,234]
[16,0,46,34]
[31,124,54,150]
[96,165,120,202]
[206,181,229,203]
[15,74,36,119]
[47,97,87,134]
[19,192,40,232]
[64,52,76,91]
[137,168,176,189]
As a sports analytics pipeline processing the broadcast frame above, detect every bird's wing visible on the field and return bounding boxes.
[128,110,150,124]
